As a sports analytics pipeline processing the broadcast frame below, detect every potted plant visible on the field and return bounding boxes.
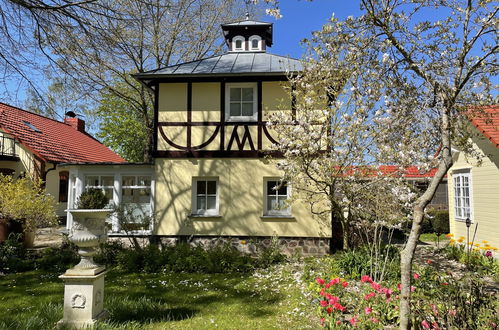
[0,175,58,247]
[66,188,112,275]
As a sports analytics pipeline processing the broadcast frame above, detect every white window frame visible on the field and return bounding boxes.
[192,178,219,216]
[264,178,291,216]
[232,35,245,51]
[83,175,115,207]
[453,170,473,221]
[120,175,153,232]
[225,82,258,122]
[66,167,155,235]
[249,35,262,51]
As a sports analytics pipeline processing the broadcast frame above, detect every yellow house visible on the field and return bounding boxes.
[0,103,125,217]
[134,19,329,254]
[447,106,499,250]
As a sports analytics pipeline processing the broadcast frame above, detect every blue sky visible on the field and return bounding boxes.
[265,1,362,58]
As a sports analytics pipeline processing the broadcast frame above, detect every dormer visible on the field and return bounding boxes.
[221,17,272,53]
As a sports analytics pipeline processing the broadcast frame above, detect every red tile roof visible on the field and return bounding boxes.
[0,103,126,164]
[469,105,499,149]
[339,165,438,179]
[377,165,438,178]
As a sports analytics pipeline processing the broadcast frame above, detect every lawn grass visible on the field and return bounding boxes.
[0,264,318,330]
[419,233,449,243]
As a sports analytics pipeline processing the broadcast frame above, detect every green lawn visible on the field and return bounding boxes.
[0,264,318,330]
[419,233,450,243]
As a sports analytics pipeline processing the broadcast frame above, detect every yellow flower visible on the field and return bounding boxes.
[468,242,473,246]
[482,240,489,244]
[473,248,480,252]
[459,236,465,240]
[240,240,247,245]
[492,247,498,251]
[449,239,456,243]
[445,233,454,238]
[474,243,480,247]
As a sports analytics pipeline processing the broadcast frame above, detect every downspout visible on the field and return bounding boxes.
[43,163,58,188]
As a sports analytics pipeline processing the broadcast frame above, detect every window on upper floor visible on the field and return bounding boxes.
[264,179,291,216]
[226,83,257,121]
[232,36,245,51]
[249,35,262,51]
[192,178,219,216]
[453,170,472,221]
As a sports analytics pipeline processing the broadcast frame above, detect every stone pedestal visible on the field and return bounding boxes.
[58,270,108,329]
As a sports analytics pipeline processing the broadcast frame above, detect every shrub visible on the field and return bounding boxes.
[0,233,34,272]
[256,236,286,268]
[76,188,109,209]
[428,209,449,235]
[35,239,79,271]
[0,175,58,233]
[94,240,126,266]
[111,240,283,274]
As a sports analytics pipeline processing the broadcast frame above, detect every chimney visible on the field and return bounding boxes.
[64,111,85,132]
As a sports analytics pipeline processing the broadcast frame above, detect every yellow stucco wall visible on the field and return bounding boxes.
[156,81,292,152]
[45,166,69,216]
[448,133,499,250]
[154,158,328,237]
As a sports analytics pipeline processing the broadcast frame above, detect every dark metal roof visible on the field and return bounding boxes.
[221,20,271,27]
[134,53,302,80]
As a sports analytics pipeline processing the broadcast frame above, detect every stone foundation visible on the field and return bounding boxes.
[108,235,330,256]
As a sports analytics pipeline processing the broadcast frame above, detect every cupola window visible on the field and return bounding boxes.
[232,36,245,51]
[249,35,262,51]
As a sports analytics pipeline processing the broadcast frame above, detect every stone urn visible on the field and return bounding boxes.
[66,209,112,276]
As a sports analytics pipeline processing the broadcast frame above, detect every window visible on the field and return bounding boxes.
[23,121,41,133]
[192,179,219,216]
[84,175,114,202]
[264,179,291,216]
[249,35,262,51]
[121,175,152,231]
[226,83,257,121]
[122,175,151,205]
[453,170,472,220]
[232,35,245,51]
[59,171,69,203]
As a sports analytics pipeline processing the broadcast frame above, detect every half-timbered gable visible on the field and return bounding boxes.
[134,18,329,254]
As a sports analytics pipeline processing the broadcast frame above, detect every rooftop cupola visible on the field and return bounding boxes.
[221,14,273,53]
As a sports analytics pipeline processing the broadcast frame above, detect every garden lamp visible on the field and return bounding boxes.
[465,217,471,266]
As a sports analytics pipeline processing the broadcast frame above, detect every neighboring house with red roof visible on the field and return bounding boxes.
[378,165,447,209]
[448,105,499,249]
[0,102,125,216]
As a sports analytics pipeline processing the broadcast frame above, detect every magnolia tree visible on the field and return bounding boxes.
[269,33,414,252]
[267,0,497,328]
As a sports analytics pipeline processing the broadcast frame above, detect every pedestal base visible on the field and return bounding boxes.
[58,270,107,329]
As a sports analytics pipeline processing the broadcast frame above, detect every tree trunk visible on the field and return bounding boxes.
[330,207,344,253]
[399,105,453,329]
[342,220,349,250]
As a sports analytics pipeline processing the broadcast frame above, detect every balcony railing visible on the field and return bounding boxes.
[0,136,17,158]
